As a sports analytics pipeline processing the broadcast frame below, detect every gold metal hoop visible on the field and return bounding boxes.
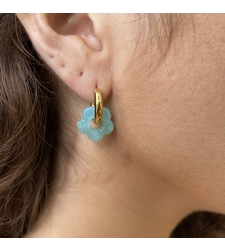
[91,88,103,124]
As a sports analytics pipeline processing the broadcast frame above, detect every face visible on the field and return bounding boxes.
[108,14,225,213]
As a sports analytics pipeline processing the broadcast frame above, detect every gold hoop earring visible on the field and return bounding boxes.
[91,88,103,124]
[77,88,114,141]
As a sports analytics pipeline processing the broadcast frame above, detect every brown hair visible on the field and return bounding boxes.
[0,13,225,238]
[0,14,58,237]
[171,211,225,238]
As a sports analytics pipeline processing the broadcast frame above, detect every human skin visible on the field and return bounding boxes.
[17,14,225,237]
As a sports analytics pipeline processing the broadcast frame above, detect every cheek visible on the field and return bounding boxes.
[111,13,225,213]
[115,42,225,212]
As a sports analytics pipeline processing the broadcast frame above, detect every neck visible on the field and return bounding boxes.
[25,136,196,237]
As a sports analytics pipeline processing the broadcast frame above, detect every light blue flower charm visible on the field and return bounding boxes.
[77,106,114,141]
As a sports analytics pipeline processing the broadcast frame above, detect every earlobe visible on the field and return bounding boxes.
[16,13,111,103]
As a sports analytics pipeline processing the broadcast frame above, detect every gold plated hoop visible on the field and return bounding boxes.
[91,88,103,124]
[78,88,114,141]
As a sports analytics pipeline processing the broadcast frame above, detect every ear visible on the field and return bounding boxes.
[16,13,112,102]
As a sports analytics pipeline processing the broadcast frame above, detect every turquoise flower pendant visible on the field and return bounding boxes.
[77,106,114,141]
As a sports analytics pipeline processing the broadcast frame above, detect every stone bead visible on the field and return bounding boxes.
[77,106,114,141]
